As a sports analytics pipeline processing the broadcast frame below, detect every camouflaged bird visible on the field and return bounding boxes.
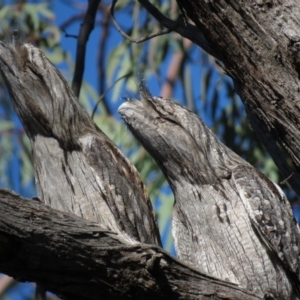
[0,36,161,247]
[118,84,300,299]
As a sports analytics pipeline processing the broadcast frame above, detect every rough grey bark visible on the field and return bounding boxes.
[169,0,300,197]
[0,39,161,247]
[0,188,260,300]
[118,85,300,299]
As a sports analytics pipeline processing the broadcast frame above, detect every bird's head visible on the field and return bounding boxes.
[118,84,243,186]
[0,34,96,148]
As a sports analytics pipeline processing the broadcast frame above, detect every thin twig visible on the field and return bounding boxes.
[280,172,294,185]
[137,0,219,59]
[110,0,176,44]
[72,0,101,97]
[61,29,78,39]
[91,72,132,119]
[59,13,85,31]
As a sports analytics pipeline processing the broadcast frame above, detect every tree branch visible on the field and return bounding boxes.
[72,0,101,97]
[97,6,111,115]
[136,0,219,59]
[110,0,174,44]
[0,188,260,300]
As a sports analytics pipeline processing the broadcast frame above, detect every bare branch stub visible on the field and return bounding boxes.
[61,29,78,39]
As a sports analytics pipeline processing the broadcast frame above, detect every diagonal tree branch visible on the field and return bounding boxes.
[0,188,260,300]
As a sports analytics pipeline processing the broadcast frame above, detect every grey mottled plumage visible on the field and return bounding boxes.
[0,40,161,247]
[118,85,300,299]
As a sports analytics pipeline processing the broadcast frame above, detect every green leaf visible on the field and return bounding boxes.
[111,52,132,102]
[23,4,40,30]
[0,121,14,132]
[44,48,64,64]
[107,42,129,82]
[0,5,10,19]
[37,3,55,20]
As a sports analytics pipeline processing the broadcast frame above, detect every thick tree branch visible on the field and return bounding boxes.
[0,188,260,300]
